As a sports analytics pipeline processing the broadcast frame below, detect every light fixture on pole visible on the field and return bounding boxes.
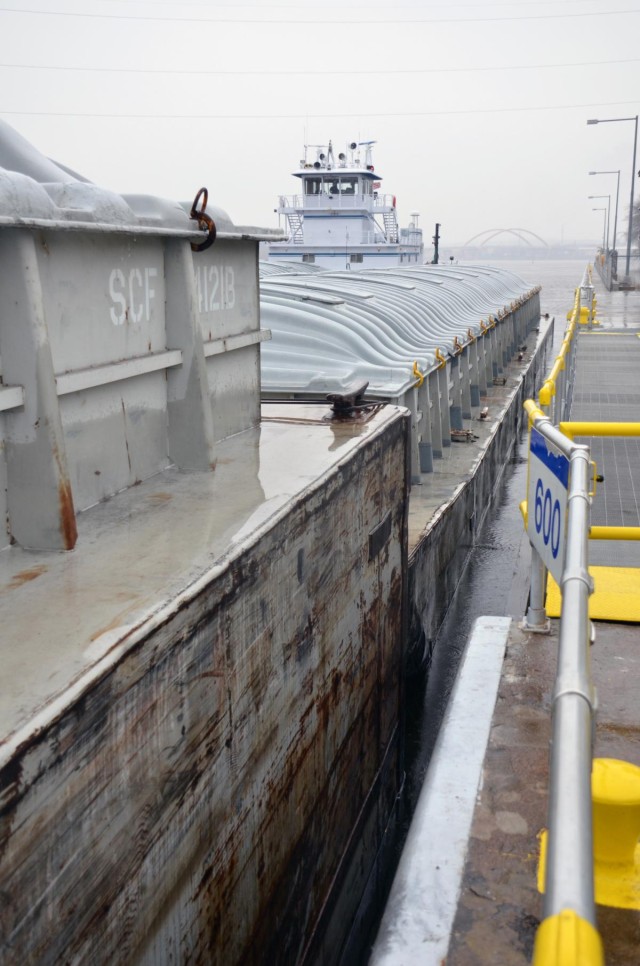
[592,208,607,251]
[587,116,638,282]
[587,195,611,250]
[589,170,621,254]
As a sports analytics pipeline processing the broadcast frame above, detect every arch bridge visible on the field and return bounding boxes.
[463,228,548,248]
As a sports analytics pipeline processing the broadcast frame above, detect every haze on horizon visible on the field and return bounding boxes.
[1,0,638,253]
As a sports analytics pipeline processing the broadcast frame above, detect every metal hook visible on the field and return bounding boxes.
[189,187,217,252]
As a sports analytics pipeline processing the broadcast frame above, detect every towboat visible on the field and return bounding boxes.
[268,139,424,269]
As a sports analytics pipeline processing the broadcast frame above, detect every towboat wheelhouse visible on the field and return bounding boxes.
[268,140,424,269]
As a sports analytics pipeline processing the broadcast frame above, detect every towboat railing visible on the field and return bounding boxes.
[277,193,399,211]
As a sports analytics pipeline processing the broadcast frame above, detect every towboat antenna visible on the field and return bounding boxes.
[358,139,377,171]
[326,140,334,170]
[432,222,441,264]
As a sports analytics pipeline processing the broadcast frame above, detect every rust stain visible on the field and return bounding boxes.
[58,479,78,550]
[6,564,48,590]
[147,492,172,506]
[89,613,133,643]
[50,439,77,550]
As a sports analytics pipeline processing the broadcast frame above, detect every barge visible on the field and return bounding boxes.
[0,120,551,964]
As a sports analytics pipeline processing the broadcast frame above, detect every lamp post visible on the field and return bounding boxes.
[587,115,638,282]
[589,170,620,255]
[587,195,610,250]
[592,208,607,251]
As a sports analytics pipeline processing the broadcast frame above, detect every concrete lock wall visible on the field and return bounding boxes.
[0,410,410,966]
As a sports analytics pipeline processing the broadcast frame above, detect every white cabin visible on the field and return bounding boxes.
[268,140,424,269]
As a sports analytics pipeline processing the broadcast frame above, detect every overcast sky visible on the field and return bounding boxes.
[1,0,638,252]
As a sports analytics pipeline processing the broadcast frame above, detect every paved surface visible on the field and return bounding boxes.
[446,618,640,965]
[573,329,640,570]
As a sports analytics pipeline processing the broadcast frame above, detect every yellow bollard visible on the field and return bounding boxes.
[591,757,640,908]
[533,909,603,965]
[593,758,640,864]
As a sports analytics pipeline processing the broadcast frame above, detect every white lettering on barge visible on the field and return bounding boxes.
[194,265,236,314]
[109,267,157,325]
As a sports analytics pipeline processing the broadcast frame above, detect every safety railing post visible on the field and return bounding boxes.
[524,546,550,632]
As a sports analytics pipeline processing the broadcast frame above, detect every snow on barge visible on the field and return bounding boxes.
[0,120,552,964]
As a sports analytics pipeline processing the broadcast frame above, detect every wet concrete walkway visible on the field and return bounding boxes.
[446,618,640,965]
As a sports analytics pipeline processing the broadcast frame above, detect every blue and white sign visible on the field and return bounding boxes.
[527,427,570,583]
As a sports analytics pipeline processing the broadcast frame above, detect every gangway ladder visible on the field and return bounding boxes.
[382,209,399,243]
[286,210,304,244]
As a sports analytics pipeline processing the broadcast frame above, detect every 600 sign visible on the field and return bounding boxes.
[534,478,561,559]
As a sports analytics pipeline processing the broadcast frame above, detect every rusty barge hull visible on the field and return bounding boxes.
[0,407,410,965]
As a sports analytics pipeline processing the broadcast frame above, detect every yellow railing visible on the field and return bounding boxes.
[559,420,640,541]
[537,269,600,415]
[538,304,576,409]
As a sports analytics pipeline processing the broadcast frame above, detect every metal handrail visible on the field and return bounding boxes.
[527,405,596,906]
[277,192,397,210]
[525,269,609,961]
[524,404,599,963]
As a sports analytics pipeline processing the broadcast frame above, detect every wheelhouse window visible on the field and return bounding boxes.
[304,176,361,196]
[325,178,358,196]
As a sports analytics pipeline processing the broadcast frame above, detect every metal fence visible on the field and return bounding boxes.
[593,249,640,291]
